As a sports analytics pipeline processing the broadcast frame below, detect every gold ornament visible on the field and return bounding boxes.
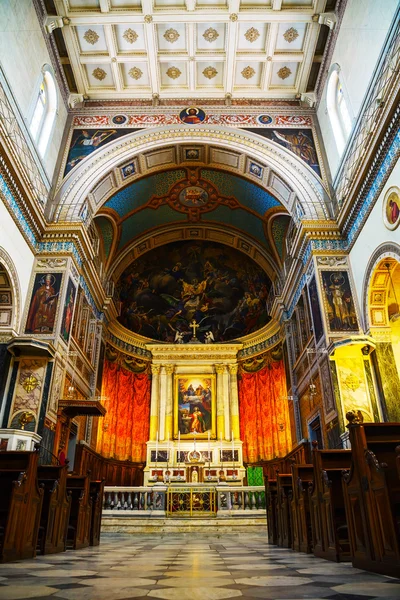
[144,15,153,23]
[202,66,218,80]
[203,27,219,43]
[22,375,39,393]
[164,28,180,43]
[283,27,299,43]
[166,66,181,80]
[123,28,138,44]
[241,66,255,80]
[128,67,143,80]
[83,29,99,45]
[277,66,292,80]
[244,27,260,43]
[92,68,107,81]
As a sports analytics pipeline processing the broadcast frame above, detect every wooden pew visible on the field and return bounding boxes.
[0,451,44,562]
[342,417,400,577]
[309,444,352,562]
[290,464,313,553]
[265,476,278,545]
[36,465,71,555]
[89,479,105,546]
[66,473,91,550]
[276,472,293,548]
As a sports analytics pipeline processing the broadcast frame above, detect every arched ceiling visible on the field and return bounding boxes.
[95,166,291,272]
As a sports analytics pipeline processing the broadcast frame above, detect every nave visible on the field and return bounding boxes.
[0,534,399,600]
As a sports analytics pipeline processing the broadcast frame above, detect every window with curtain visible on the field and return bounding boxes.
[29,66,57,157]
[327,65,352,154]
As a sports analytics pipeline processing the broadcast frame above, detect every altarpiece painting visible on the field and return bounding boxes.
[174,374,216,439]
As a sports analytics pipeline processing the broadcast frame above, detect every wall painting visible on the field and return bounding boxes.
[174,374,216,439]
[25,273,63,335]
[307,274,324,342]
[320,270,358,333]
[60,278,77,344]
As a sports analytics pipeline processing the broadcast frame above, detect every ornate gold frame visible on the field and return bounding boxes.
[174,373,216,440]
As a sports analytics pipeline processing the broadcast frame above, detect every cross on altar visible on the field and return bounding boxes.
[190,319,199,339]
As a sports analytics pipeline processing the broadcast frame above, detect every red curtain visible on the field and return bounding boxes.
[238,360,292,463]
[97,359,151,462]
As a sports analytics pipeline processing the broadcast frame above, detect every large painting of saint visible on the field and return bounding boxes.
[321,271,359,333]
[64,128,140,176]
[117,241,272,343]
[60,278,76,344]
[175,375,216,439]
[25,273,63,335]
[307,275,324,342]
[246,128,321,177]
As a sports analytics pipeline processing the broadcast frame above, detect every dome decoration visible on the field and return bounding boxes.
[117,241,272,343]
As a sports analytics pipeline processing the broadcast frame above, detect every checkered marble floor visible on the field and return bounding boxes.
[0,534,399,600]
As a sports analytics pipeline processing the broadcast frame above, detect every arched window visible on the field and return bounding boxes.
[29,66,57,157]
[326,65,352,154]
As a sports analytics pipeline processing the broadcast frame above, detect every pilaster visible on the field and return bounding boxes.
[228,364,240,440]
[149,364,160,441]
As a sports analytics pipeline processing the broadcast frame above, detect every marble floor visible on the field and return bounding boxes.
[0,534,399,600]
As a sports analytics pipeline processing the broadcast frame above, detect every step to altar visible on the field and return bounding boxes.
[101,516,267,535]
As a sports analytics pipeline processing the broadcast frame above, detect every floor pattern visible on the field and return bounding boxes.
[0,534,399,600]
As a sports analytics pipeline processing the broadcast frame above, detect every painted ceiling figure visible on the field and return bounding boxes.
[181,108,202,124]
[272,130,318,172]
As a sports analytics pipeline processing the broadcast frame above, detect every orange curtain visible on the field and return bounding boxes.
[238,360,292,463]
[97,359,151,462]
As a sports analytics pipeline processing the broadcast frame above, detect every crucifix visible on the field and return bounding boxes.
[190,319,199,339]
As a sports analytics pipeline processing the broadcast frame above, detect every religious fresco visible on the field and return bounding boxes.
[320,270,358,333]
[25,272,63,335]
[174,374,216,439]
[246,128,321,177]
[307,274,324,342]
[64,128,140,175]
[179,107,206,124]
[117,241,272,342]
[383,186,400,230]
[60,278,76,344]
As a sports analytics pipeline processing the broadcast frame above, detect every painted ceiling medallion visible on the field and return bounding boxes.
[123,28,138,44]
[277,66,292,80]
[92,67,107,81]
[166,66,182,80]
[244,27,260,43]
[283,27,299,43]
[241,66,256,80]
[128,67,143,80]
[203,66,218,80]
[164,28,180,43]
[83,29,99,45]
[203,27,219,43]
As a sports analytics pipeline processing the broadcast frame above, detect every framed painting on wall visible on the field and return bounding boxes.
[174,374,216,439]
[320,270,359,333]
[60,278,77,344]
[307,274,324,343]
[25,272,63,335]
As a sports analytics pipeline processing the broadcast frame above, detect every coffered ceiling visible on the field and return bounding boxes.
[54,0,328,100]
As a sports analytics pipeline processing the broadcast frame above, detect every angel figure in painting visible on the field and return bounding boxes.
[174,330,184,344]
[204,331,214,344]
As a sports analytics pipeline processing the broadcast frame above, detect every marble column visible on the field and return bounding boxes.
[215,364,225,440]
[222,365,230,440]
[165,364,175,441]
[159,366,167,441]
[149,364,160,441]
[229,364,240,440]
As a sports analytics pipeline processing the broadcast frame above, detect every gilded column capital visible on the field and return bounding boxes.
[151,364,161,375]
[165,364,175,375]
[228,364,238,375]
[215,364,226,374]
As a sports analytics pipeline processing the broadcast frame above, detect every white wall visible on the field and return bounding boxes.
[349,156,400,328]
[318,0,398,177]
[0,0,67,179]
[0,202,35,331]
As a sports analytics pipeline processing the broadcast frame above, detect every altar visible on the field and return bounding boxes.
[142,341,246,485]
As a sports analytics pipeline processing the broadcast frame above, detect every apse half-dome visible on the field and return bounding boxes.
[117,241,272,343]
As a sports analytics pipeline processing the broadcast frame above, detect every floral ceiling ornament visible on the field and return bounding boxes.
[277,66,292,80]
[123,28,138,44]
[244,27,260,43]
[283,27,299,43]
[203,27,219,43]
[83,29,99,45]
[164,28,180,43]
[166,66,182,79]
[241,66,256,80]
[203,66,218,79]
[144,15,153,23]
[128,66,143,80]
[92,67,107,81]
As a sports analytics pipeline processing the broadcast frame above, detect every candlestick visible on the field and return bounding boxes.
[207,430,211,461]
[220,431,223,464]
